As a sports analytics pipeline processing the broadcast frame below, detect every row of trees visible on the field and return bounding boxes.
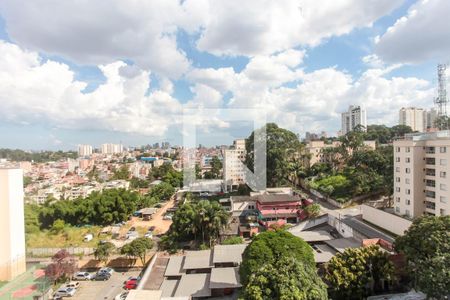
[94,238,154,266]
[0,149,78,162]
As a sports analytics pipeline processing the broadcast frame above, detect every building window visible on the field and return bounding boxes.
[406,147,411,153]
[405,210,411,217]
[406,189,411,195]
[440,196,447,204]
[405,168,410,174]
[406,199,410,205]
[405,178,410,184]
[395,207,400,213]
[425,147,435,154]
[426,168,436,176]
[425,190,436,198]
[440,147,447,153]
[396,187,401,192]
[440,159,447,166]
[440,184,447,191]
[396,167,400,172]
[441,171,447,178]
[396,177,400,182]
[396,147,400,152]
[396,197,400,203]
[440,209,446,216]
[405,157,410,163]
[425,158,436,165]
[396,157,400,162]
[426,179,435,187]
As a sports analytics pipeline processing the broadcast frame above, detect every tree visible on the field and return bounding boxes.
[121,237,154,266]
[112,165,130,180]
[242,256,328,300]
[246,123,301,187]
[210,156,222,178]
[240,230,314,286]
[23,176,32,187]
[434,115,450,130]
[130,177,149,189]
[395,216,450,299]
[94,241,115,263]
[325,245,395,299]
[50,219,66,234]
[148,182,175,201]
[45,250,78,283]
[390,124,413,138]
[221,236,244,245]
[304,203,321,218]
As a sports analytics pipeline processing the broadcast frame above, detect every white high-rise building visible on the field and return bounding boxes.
[224,139,246,191]
[393,131,450,218]
[341,105,367,135]
[399,107,425,132]
[101,143,123,154]
[0,168,26,281]
[78,144,93,156]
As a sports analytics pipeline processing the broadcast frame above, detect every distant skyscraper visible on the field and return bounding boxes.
[399,107,425,132]
[78,144,93,156]
[0,168,26,280]
[101,143,123,154]
[341,105,367,135]
[223,139,246,191]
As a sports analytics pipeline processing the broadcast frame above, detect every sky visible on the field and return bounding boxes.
[0,0,449,150]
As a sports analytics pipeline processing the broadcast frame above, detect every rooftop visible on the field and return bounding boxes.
[174,273,211,298]
[290,230,334,242]
[125,290,163,300]
[257,194,301,203]
[213,244,247,264]
[403,130,450,141]
[324,237,361,253]
[209,267,242,289]
[160,278,179,298]
[164,256,185,277]
[342,217,395,243]
[183,250,213,270]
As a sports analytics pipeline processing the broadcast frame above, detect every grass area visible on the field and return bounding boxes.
[0,281,7,289]
[26,226,102,248]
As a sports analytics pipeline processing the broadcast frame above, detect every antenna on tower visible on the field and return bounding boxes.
[434,63,448,118]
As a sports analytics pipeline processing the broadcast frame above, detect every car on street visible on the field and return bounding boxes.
[73,272,94,281]
[124,278,139,290]
[98,267,114,276]
[93,272,111,281]
[114,291,129,300]
[54,287,76,297]
[64,282,80,289]
[163,214,172,220]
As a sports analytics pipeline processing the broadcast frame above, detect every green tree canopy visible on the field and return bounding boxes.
[94,241,115,263]
[395,216,450,298]
[325,245,395,299]
[243,256,328,300]
[120,237,153,266]
[240,230,314,286]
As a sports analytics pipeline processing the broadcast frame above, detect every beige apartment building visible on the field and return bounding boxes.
[0,168,26,281]
[393,131,450,218]
[305,140,376,167]
[223,139,246,191]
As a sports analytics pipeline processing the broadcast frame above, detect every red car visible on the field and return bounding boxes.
[124,278,139,290]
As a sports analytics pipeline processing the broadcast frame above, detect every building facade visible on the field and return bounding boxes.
[393,131,450,218]
[223,139,246,191]
[341,105,367,135]
[78,144,93,156]
[101,143,123,154]
[0,168,26,281]
[399,107,425,132]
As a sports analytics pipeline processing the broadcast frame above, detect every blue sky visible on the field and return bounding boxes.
[0,0,448,150]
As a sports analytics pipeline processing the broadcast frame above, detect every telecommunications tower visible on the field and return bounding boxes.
[434,64,448,117]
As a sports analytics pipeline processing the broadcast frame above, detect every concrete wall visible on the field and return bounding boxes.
[361,205,412,236]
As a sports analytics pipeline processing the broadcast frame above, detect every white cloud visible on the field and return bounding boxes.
[0,41,182,136]
[0,0,190,78]
[195,0,404,56]
[375,0,450,63]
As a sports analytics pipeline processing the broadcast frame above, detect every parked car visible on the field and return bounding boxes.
[163,214,172,220]
[126,231,138,240]
[148,226,156,232]
[98,267,114,276]
[124,279,138,290]
[144,232,153,239]
[54,287,76,297]
[114,291,129,300]
[64,282,80,289]
[73,272,94,281]
[83,233,93,242]
[93,272,111,281]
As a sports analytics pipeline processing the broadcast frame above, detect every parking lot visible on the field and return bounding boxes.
[69,270,141,300]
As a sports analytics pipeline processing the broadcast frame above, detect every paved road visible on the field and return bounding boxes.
[70,270,140,300]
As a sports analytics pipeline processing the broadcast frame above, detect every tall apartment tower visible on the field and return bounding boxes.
[101,143,123,154]
[399,107,425,132]
[393,131,450,218]
[223,139,246,191]
[341,105,367,135]
[78,144,93,156]
[0,168,26,281]
[425,108,438,130]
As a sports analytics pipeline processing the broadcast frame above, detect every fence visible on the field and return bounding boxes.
[27,247,94,257]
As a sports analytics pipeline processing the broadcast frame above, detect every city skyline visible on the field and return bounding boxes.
[0,0,449,150]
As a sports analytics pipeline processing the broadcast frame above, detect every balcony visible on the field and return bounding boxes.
[425,158,436,166]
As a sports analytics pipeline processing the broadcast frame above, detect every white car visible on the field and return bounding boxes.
[64,282,80,289]
[114,291,129,300]
[98,267,114,276]
[163,214,172,220]
[144,232,153,239]
[73,272,94,281]
[54,287,76,297]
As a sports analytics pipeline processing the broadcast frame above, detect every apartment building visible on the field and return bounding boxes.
[393,131,450,218]
[101,143,123,154]
[223,139,246,191]
[0,168,26,281]
[341,105,367,135]
[399,107,425,132]
[78,144,93,156]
